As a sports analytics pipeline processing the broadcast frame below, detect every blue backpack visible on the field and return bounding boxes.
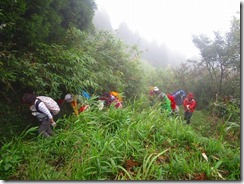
[172,90,186,106]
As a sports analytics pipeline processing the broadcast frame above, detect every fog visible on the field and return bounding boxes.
[93,0,240,67]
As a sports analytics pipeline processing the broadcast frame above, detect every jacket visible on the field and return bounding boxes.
[157,92,171,113]
[30,99,53,122]
[167,94,177,110]
[183,97,197,112]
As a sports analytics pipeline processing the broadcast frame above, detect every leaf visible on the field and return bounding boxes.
[214,160,223,169]
[125,159,139,171]
[217,171,225,180]
[4,163,12,171]
[202,152,208,161]
[212,155,220,160]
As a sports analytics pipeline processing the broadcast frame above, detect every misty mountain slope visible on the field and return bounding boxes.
[93,9,188,69]
[93,7,113,31]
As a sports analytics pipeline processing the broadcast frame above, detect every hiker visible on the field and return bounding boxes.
[183,92,197,124]
[152,87,171,114]
[99,92,122,109]
[149,86,160,105]
[22,93,57,137]
[149,86,156,105]
[64,93,89,115]
[149,86,155,96]
[64,94,78,116]
[110,91,122,103]
[98,93,110,109]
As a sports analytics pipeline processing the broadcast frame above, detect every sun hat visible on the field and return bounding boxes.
[153,86,159,91]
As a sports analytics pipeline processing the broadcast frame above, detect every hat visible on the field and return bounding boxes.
[188,93,194,99]
[153,87,159,91]
[65,94,73,103]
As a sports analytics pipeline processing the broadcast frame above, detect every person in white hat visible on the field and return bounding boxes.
[152,87,171,114]
[153,86,159,92]
[64,94,78,116]
[64,94,73,103]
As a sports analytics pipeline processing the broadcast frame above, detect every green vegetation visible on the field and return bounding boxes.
[0,95,240,180]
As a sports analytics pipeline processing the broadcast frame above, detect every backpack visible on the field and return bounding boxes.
[172,90,186,106]
[36,96,60,115]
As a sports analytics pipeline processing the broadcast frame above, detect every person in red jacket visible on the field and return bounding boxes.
[183,92,197,124]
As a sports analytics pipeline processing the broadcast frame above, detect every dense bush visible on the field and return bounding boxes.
[0,96,240,180]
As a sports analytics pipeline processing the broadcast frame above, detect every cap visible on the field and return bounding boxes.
[153,87,159,91]
[65,94,73,103]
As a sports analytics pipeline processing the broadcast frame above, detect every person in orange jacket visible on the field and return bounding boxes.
[183,92,197,124]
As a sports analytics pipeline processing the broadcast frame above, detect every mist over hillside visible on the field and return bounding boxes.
[93,7,113,31]
[93,8,192,68]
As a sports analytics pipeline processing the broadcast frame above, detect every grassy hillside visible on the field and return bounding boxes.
[0,95,240,180]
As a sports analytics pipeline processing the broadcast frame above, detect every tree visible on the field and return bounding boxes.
[192,14,240,97]
[0,0,98,97]
[0,0,97,50]
[0,0,27,47]
[59,0,96,31]
[226,15,240,72]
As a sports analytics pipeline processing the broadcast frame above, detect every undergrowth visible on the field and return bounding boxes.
[0,95,240,180]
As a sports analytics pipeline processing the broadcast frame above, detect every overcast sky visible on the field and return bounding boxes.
[95,0,240,59]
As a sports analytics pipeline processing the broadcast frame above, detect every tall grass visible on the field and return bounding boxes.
[0,95,240,180]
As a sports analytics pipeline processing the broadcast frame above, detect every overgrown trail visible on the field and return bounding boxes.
[190,110,240,147]
[190,110,220,138]
[0,99,240,180]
